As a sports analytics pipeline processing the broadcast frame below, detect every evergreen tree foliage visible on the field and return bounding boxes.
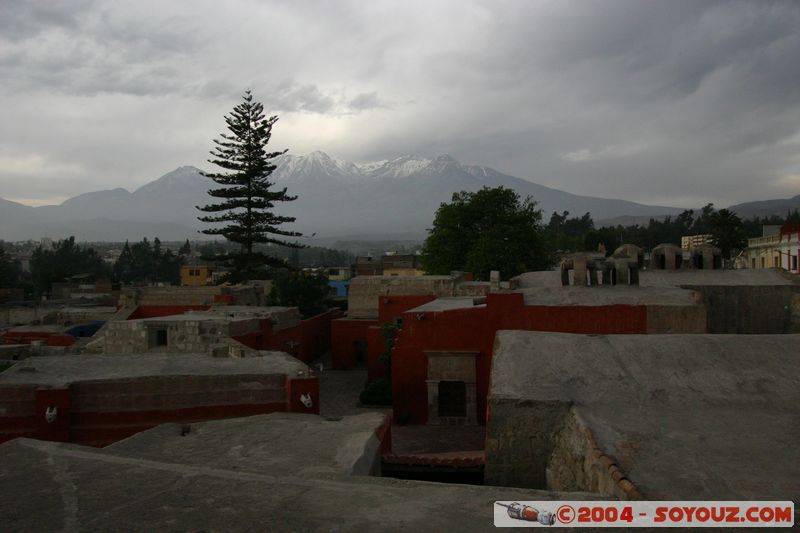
[197,90,302,281]
[30,237,108,295]
[0,244,21,289]
[113,237,183,285]
[179,239,192,256]
[420,187,550,280]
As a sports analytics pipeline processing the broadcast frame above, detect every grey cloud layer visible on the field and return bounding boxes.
[0,0,798,208]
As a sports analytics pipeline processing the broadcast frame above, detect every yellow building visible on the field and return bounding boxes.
[744,224,800,273]
[180,264,215,286]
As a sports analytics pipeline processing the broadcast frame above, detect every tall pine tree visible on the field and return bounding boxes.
[197,90,301,281]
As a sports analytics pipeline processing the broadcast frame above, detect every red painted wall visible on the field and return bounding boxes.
[391,293,649,425]
[330,318,378,369]
[233,309,342,364]
[366,325,388,382]
[392,307,490,425]
[287,376,320,414]
[378,294,437,324]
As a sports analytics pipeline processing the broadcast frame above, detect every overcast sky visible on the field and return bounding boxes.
[1,0,799,208]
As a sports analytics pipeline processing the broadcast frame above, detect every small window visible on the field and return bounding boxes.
[155,329,168,346]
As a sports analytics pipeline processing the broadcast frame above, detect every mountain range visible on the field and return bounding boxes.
[0,152,796,242]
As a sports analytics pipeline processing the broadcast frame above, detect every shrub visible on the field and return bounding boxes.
[359,378,392,406]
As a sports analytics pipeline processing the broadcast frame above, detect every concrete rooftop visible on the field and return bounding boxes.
[107,412,386,478]
[491,331,800,501]
[0,413,598,532]
[0,353,308,387]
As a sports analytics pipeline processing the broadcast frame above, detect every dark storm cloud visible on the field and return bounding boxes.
[348,92,385,111]
[1,0,799,208]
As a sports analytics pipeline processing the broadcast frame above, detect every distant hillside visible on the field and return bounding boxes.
[728,194,800,219]
[0,153,685,241]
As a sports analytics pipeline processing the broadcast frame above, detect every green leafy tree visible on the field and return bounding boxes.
[420,187,550,280]
[197,90,302,282]
[545,211,595,252]
[267,270,330,318]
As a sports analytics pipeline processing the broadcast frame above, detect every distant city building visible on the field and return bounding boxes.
[325,266,353,297]
[180,264,216,286]
[381,253,424,276]
[680,234,713,250]
[355,256,381,276]
[745,223,800,273]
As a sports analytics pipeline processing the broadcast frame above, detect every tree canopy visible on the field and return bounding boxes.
[197,90,302,281]
[420,187,550,280]
[267,270,330,317]
[29,237,108,295]
[708,208,746,259]
[113,237,184,285]
[0,244,22,289]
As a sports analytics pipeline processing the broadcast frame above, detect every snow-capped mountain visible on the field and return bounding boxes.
[0,152,686,241]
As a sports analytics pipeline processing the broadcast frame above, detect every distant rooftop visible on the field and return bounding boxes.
[512,267,797,289]
[0,353,307,387]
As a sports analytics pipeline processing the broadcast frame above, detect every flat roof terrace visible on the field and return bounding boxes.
[489,331,800,501]
[0,353,308,387]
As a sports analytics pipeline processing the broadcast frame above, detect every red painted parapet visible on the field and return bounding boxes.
[286,375,320,415]
[0,331,75,347]
[35,388,71,442]
[127,305,210,319]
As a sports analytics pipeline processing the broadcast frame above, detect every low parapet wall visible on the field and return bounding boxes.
[0,354,320,447]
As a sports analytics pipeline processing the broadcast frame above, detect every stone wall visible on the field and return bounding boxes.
[0,305,45,327]
[485,399,640,499]
[645,302,707,333]
[546,410,640,500]
[686,285,799,333]
[484,398,572,489]
[348,275,489,319]
[119,286,224,307]
[102,318,260,355]
[792,292,800,333]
